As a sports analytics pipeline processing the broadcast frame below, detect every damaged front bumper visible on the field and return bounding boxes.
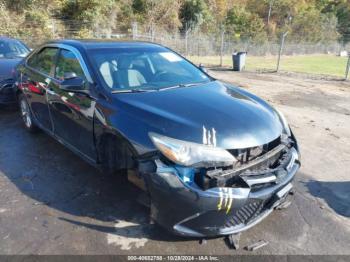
[141,138,300,238]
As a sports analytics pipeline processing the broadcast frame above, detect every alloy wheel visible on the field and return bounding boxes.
[20,99,32,128]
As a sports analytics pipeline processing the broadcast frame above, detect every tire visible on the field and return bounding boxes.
[18,93,38,133]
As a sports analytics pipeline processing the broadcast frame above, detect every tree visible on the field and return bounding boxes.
[180,0,209,32]
[0,0,348,45]
[0,0,60,44]
[0,2,25,37]
[212,0,228,23]
[335,1,350,44]
[291,8,338,43]
[225,5,266,41]
[132,0,182,33]
[60,0,117,37]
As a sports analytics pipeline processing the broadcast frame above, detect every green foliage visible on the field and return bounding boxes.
[24,8,53,38]
[291,8,339,42]
[0,1,54,45]
[180,0,209,31]
[316,0,350,43]
[225,6,267,41]
[335,1,350,44]
[132,0,147,14]
[130,0,182,32]
[0,0,349,44]
[0,2,24,37]
[60,0,117,36]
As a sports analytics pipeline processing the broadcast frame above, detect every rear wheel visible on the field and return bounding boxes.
[19,94,38,133]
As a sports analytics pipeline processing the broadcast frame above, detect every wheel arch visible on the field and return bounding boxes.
[94,126,139,173]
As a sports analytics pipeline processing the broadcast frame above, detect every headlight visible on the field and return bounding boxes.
[149,132,236,167]
[276,109,291,137]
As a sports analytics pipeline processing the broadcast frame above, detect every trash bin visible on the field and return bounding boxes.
[232,52,247,71]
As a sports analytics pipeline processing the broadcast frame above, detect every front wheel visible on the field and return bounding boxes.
[19,94,38,133]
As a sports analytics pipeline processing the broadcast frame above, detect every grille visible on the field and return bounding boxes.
[228,136,281,166]
[224,199,265,228]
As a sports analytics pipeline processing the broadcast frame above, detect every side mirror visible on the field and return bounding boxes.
[59,76,86,93]
[199,63,208,73]
[63,72,77,80]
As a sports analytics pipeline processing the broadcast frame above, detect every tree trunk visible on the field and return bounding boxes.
[267,0,273,25]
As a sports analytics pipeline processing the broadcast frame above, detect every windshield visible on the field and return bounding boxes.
[0,40,30,59]
[90,47,211,92]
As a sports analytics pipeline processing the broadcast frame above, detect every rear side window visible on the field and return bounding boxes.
[27,47,58,76]
[55,49,85,81]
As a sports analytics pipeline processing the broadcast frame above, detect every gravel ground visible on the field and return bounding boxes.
[0,70,349,255]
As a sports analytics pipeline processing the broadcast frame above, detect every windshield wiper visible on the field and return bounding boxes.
[159,82,207,91]
[111,82,209,93]
[111,88,156,94]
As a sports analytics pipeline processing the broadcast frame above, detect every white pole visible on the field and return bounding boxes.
[345,54,350,80]
[277,32,288,72]
[220,29,225,67]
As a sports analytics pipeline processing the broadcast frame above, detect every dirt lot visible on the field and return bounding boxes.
[0,70,349,255]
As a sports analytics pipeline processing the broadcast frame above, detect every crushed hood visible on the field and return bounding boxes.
[112,81,283,152]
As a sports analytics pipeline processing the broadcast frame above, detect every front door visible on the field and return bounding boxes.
[47,48,97,161]
[22,47,58,131]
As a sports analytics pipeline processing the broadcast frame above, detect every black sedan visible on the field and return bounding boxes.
[0,37,30,106]
[16,40,300,237]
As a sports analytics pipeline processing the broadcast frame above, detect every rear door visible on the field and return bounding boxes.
[22,47,58,131]
[47,48,97,162]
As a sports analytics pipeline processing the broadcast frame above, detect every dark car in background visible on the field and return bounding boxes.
[0,37,30,106]
[16,40,300,238]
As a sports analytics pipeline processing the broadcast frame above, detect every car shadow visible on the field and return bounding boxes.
[305,180,350,217]
[0,111,188,244]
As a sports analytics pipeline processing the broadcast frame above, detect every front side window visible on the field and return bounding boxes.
[55,49,85,81]
[27,47,58,76]
[90,47,211,91]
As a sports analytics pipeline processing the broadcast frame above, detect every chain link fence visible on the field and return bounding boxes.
[17,21,350,80]
[119,31,350,79]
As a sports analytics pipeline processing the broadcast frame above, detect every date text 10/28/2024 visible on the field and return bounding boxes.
[127,256,219,261]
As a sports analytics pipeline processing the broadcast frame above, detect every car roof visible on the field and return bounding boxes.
[0,36,22,42]
[46,39,165,51]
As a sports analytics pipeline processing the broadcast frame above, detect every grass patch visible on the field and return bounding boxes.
[187,55,349,77]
